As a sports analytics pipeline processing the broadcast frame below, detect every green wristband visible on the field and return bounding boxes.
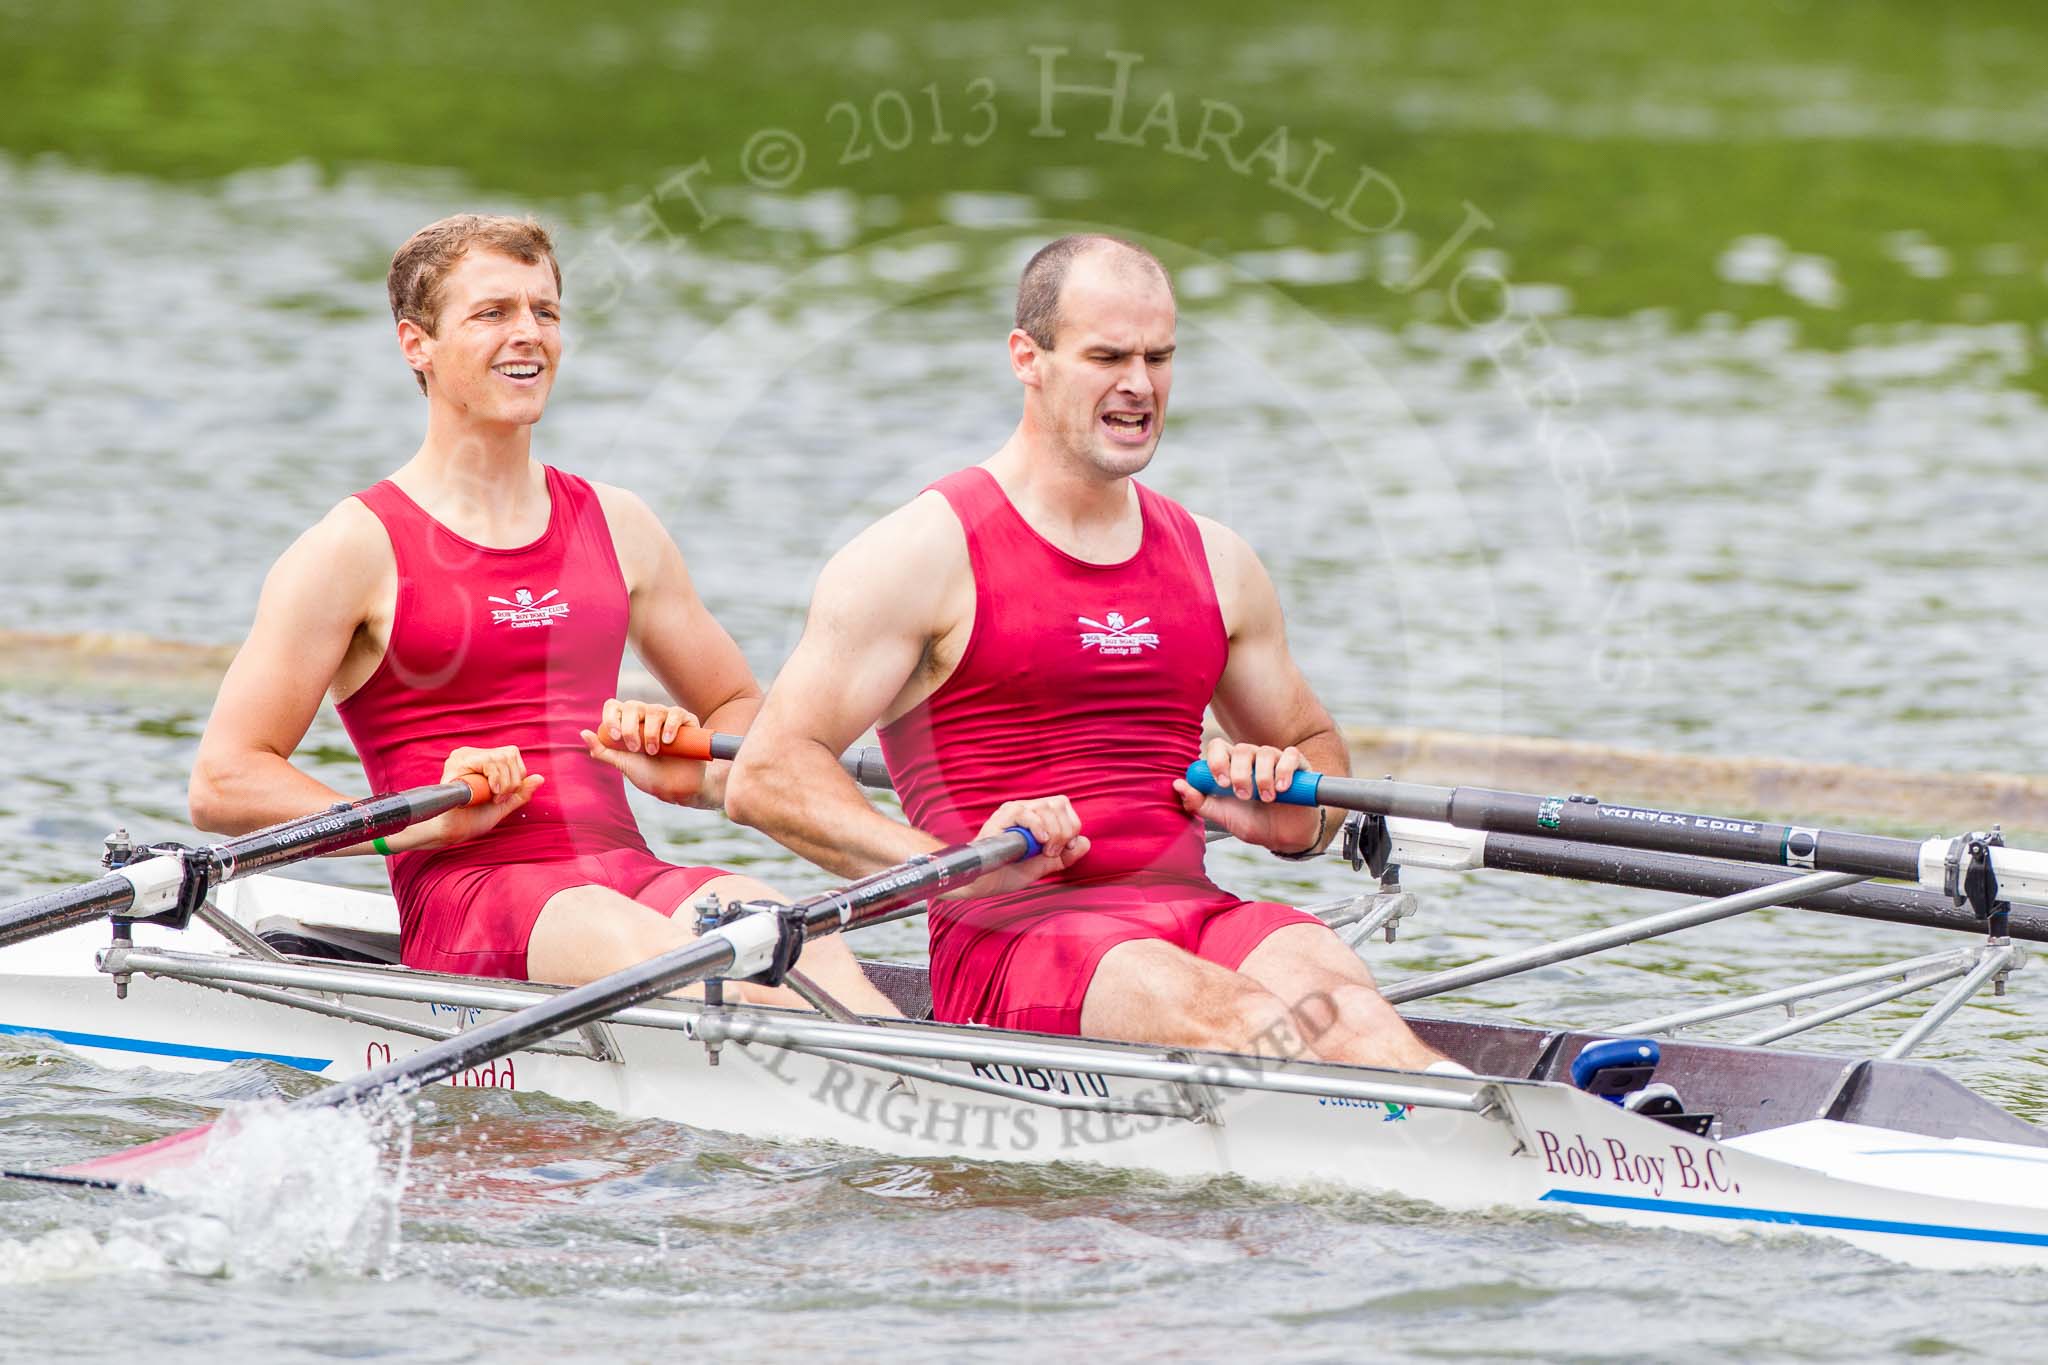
[372,836,393,856]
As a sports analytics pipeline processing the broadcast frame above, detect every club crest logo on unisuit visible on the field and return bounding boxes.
[488,586,570,628]
[1077,610,1160,655]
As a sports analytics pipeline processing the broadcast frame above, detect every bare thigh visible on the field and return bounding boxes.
[525,883,698,987]
[1235,923,1441,1070]
[1079,938,1306,1058]
[524,876,897,1016]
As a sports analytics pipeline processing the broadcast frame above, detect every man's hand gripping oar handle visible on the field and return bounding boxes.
[1183,762,1323,807]
[669,726,894,791]
[0,776,491,951]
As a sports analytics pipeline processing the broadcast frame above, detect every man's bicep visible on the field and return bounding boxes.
[1211,622,1324,743]
[765,558,930,750]
[1208,532,1336,747]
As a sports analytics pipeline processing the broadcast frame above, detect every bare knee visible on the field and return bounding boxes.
[583,916,676,975]
[1297,980,1399,1038]
[1185,984,1302,1057]
[1291,979,1376,1034]
[1298,981,1442,1069]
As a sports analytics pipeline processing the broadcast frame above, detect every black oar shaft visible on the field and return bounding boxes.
[1480,834,2048,943]
[1317,776,1927,881]
[0,780,482,950]
[308,935,738,1109]
[0,878,137,947]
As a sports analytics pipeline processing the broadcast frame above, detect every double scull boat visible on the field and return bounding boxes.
[3,744,2046,1270]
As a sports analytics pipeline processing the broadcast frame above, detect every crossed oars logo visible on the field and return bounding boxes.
[1077,611,1151,638]
[487,588,559,611]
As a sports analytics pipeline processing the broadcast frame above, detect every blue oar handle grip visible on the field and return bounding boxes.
[1004,825,1044,859]
[1183,761,1323,806]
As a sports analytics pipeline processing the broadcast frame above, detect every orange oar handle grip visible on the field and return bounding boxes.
[671,727,740,762]
[666,726,892,793]
[458,773,493,806]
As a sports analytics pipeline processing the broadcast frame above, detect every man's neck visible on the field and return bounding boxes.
[390,403,548,545]
[984,423,1141,562]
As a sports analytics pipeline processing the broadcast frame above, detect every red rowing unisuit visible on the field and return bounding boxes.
[877,468,1318,1033]
[336,466,725,979]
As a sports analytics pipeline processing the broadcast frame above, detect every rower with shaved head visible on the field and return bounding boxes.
[187,212,894,1013]
[727,234,1450,1068]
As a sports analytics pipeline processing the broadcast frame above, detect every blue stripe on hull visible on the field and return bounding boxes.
[0,1021,332,1072]
[1543,1188,2048,1248]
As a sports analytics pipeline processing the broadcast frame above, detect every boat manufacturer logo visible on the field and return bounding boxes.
[1077,610,1160,655]
[1317,1096,1412,1121]
[487,586,570,629]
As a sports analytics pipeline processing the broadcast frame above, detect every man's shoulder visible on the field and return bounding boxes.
[263,498,394,600]
[253,496,392,624]
[1137,481,1237,546]
[303,493,394,559]
[838,486,967,549]
[815,490,968,612]
[582,482,673,581]
[903,485,967,532]
[587,479,678,546]
[1174,507,1264,612]
[1181,506,1253,559]
[876,488,970,565]
[586,478,652,519]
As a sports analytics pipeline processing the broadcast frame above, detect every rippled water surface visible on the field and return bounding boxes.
[5,6,2048,1357]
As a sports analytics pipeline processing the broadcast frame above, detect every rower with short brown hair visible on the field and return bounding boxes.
[187,212,895,1012]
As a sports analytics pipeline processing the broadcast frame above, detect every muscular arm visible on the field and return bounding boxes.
[723,498,961,878]
[1195,517,1348,853]
[188,504,384,834]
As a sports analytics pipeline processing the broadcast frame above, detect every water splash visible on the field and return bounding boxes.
[130,1097,415,1278]
[0,1227,169,1283]
[1,1098,410,1282]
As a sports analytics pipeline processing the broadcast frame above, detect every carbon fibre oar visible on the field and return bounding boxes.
[1473,833,2048,943]
[5,824,1042,1192]
[1184,762,2048,917]
[0,776,491,951]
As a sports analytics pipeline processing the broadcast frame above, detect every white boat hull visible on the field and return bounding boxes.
[6,876,2048,1270]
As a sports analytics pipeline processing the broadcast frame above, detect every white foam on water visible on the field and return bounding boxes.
[119,1098,416,1279]
[0,1226,170,1284]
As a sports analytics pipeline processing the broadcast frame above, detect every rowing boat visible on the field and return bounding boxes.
[5,761,2047,1270]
